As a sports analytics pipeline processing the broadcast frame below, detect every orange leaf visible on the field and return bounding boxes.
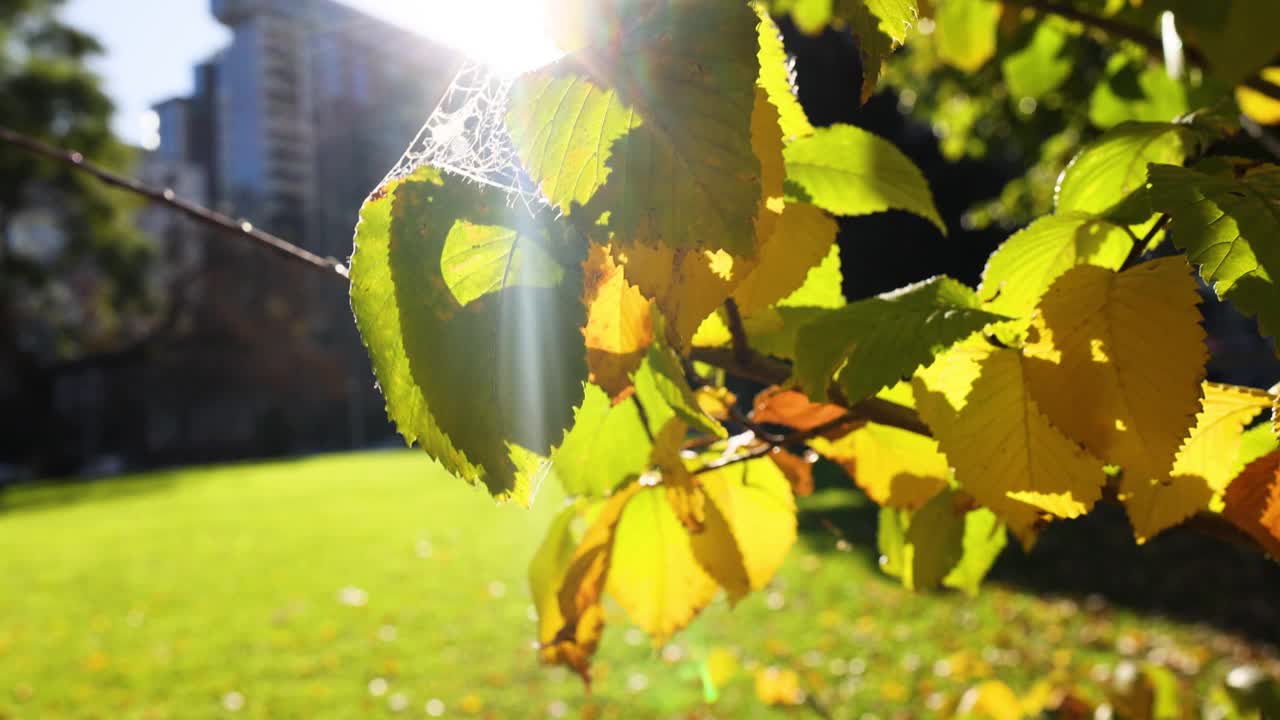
[752,386,854,436]
[769,447,815,497]
[1222,451,1280,560]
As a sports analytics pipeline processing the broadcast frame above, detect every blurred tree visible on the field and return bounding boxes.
[0,0,153,474]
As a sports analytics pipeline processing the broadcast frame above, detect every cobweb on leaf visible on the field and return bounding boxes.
[383,61,547,216]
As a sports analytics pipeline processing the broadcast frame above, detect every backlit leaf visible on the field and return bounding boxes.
[810,422,948,510]
[552,384,651,498]
[943,507,1007,597]
[633,329,727,440]
[933,0,1001,73]
[794,276,1006,404]
[1088,56,1190,129]
[650,418,705,532]
[350,168,587,503]
[1056,122,1206,224]
[752,386,853,434]
[1001,21,1072,100]
[507,1,762,254]
[903,489,967,591]
[732,203,839,317]
[582,244,652,400]
[931,348,1106,520]
[978,213,1133,340]
[913,337,1045,546]
[530,501,595,677]
[756,5,815,139]
[691,458,798,602]
[1126,383,1274,539]
[1022,258,1208,541]
[1146,159,1280,347]
[1237,68,1280,126]
[784,124,945,232]
[606,485,719,642]
[1222,452,1280,560]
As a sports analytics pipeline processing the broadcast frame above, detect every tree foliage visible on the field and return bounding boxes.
[349,0,1280,685]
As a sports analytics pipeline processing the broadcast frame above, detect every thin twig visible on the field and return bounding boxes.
[630,394,657,444]
[0,126,350,281]
[693,410,858,475]
[1001,0,1280,102]
[723,299,752,367]
[1123,213,1172,268]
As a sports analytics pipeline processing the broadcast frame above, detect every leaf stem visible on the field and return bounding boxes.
[1122,213,1172,268]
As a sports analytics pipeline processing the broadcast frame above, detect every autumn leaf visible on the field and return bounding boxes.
[1221,452,1280,560]
[810,422,949,510]
[769,447,816,498]
[690,458,797,603]
[582,244,652,400]
[731,203,839,317]
[751,386,853,435]
[605,485,719,642]
[552,383,651,498]
[1021,257,1208,541]
[932,348,1106,520]
[650,418,704,532]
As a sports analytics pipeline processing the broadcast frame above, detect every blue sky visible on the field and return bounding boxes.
[59,1,560,146]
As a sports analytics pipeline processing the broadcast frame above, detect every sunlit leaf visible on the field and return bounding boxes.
[752,386,853,433]
[1222,451,1280,560]
[783,124,945,232]
[1022,258,1208,541]
[1001,21,1072,100]
[943,507,1007,597]
[530,501,592,676]
[582,244,652,400]
[756,4,815,139]
[552,384,651,498]
[1146,159,1280,348]
[508,1,762,254]
[931,348,1106,520]
[795,276,1005,404]
[979,212,1133,340]
[810,422,948,510]
[903,489,966,591]
[691,458,797,602]
[606,485,719,641]
[933,0,1001,73]
[650,418,704,532]
[732,203,839,317]
[633,328,727,440]
[1088,56,1190,129]
[1056,122,1206,224]
[1237,68,1280,126]
[350,168,587,503]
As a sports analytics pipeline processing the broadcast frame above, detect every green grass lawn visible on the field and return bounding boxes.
[1,451,1276,719]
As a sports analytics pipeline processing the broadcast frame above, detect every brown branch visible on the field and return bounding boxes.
[1001,0,1280,102]
[0,126,350,282]
[1122,213,1171,268]
[693,410,860,476]
[723,299,752,366]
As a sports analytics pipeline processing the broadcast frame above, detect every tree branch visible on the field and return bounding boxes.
[0,126,350,282]
[1000,0,1280,102]
[693,410,859,476]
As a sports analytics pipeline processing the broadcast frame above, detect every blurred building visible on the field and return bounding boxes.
[88,0,461,467]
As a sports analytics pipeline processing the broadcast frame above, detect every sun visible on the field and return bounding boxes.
[405,0,564,75]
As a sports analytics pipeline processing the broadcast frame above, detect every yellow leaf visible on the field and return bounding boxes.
[706,647,740,689]
[582,244,653,400]
[690,458,797,602]
[695,386,737,421]
[1124,383,1277,539]
[1237,68,1280,125]
[650,418,705,532]
[957,680,1025,720]
[543,483,643,681]
[1022,257,1208,541]
[605,486,719,642]
[756,4,815,140]
[913,337,1046,546]
[612,88,785,348]
[732,203,839,317]
[810,423,949,510]
[932,348,1106,520]
[755,666,804,706]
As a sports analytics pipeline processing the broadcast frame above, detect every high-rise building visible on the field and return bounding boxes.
[159,0,457,257]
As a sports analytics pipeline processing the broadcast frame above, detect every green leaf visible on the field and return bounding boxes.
[1056,121,1206,223]
[1001,21,1073,100]
[350,168,587,503]
[783,124,945,232]
[552,384,652,498]
[769,0,918,99]
[1238,421,1280,472]
[904,490,967,591]
[634,321,727,439]
[756,5,814,139]
[979,212,1133,339]
[1185,0,1280,86]
[794,276,1006,403]
[942,507,1007,596]
[1088,56,1190,129]
[1146,159,1280,347]
[933,0,1001,73]
[877,505,909,579]
[506,2,761,254]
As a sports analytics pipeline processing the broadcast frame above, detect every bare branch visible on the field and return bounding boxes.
[0,126,350,282]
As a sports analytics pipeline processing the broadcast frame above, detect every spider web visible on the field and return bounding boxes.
[383,61,547,216]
